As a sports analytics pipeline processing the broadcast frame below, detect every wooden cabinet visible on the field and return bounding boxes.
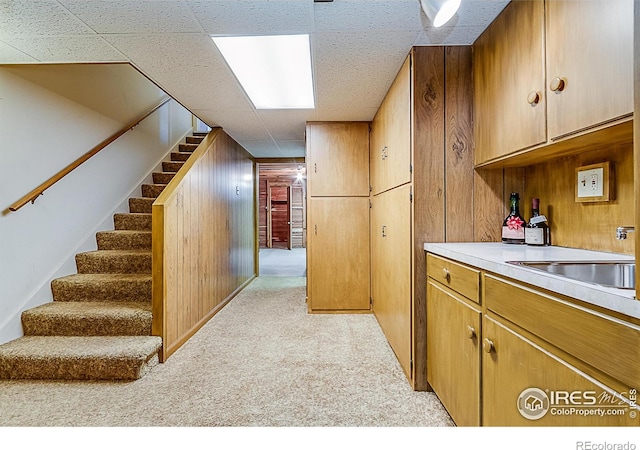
[307,197,370,312]
[426,254,481,426]
[306,122,371,313]
[425,253,640,426]
[370,56,411,195]
[371,185,412,377]
[473,0,546,165]
[483,315,635,426]
[546,0,633,140]
[306,122,369,197]
[474,0,634,166]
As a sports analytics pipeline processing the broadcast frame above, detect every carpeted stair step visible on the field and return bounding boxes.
[178,143,198,152]
[51,273,151,302]
[96,230,152,250]
[162,161,184,172]
[0,335,161,380]
[185,136,204,144]
[114,213,151,231]
[152,172,175,185]
[22,302,152,336]
[128,197,154,213]
[76,250,151,274]
[170,152,191,162]
[141,184,167,198]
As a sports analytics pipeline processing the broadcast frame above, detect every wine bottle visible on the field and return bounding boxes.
[525,198,550,246]
[502,192,526,244]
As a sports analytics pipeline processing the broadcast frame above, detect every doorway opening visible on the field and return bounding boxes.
[257,162,307,276]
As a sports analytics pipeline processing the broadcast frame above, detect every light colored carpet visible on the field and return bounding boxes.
[0,276,453,427]
[259,248,306,277]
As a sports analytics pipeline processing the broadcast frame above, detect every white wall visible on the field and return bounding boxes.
[0,66,193,343]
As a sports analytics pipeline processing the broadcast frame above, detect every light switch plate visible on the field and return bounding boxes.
[575,162,611,203]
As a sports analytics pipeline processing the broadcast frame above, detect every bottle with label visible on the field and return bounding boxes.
[525,198,550,246]
[502,192,526,244]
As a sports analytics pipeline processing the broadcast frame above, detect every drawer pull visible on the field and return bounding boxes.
[550,77,566,93]
[442,268,451,281]
[466,326,476,339]
[483,338,494,353]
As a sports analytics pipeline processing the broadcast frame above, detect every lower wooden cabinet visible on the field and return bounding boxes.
[426,279,481,426]
[371,185,412,377]
[425,252,640,426]
[483,315,637,426]
[307,197,370,312]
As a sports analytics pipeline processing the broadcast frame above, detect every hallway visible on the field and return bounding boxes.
[259,248,307,277]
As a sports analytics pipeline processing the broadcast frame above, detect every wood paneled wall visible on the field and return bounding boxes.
[152,129,256,361]
[524,143,634,254]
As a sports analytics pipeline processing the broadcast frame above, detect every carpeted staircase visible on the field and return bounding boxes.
[0,133,206,381]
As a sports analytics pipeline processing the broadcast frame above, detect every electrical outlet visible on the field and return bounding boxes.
[577,167,604,198]
[575,162,611,203]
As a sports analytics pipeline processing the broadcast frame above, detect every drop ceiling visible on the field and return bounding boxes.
[0,0,509,158]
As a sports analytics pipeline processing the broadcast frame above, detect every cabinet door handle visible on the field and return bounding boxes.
[527,90,541,105]
[314,163,317,173]
[442,268,450,281]
[550,77,566,93]
[382,225,387,237]
[314,225,317,235]
[466,326,476,339]
[483,338,495,353]
[381,146,388,160]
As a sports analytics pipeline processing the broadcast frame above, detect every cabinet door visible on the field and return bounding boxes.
[426,279,481,426]
[483,316,638,426]
[473,0,546,164]
[371,185,412,378]
[306,122,370,197]
[546,0,633,140]
[370,56,411,195]
[307,197,370,311]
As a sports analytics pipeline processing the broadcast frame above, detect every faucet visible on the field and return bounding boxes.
[616,226,635,240]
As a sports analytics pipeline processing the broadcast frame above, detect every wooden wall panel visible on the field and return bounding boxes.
[152,129,257,361]
[524,143,634,254]
[634,0,639,300]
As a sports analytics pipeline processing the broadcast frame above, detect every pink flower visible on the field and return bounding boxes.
[507,216,524,230]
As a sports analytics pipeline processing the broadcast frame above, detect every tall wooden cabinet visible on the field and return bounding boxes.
[474,0,634,166]
[370,47,475,389]
[306,122,371,313]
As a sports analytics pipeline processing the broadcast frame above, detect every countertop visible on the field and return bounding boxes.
[423,242,640,320]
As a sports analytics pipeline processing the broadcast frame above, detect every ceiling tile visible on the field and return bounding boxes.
[314,0,422,31]
[0,0,95,38]
[59,0,203,34]
[414,26,488,46]
[193,108,272,141]
[0,41,37,62]
[238,140,282,158]
[274,140,306,157]
[256,110,317,140]
[0,36,127,62]
[315,107,379,122]
[187,0,314,35]
[313,30,418,109]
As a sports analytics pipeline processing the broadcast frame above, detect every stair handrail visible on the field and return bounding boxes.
[8,97,172,212]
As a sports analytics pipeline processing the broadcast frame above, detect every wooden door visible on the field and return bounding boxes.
[482,316,637,426]
[546,0,633,140]
[426,280,481,426]
[371,185,412,378]
[287,186,292,250]
[306,122,370,197]
[307,197,370,311]
[290,184,305,248]
[268,184,290,249]
[370,55,411,195]
[473,0,546,164]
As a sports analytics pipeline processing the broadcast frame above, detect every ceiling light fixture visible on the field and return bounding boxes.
[211,34,315,110]
[420,0,461,27]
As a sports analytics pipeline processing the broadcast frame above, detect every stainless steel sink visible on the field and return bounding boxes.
[507,261,636,290]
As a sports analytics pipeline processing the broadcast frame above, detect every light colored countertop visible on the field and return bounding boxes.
[423,242,640,320]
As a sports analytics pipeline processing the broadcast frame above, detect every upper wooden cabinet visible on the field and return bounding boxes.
[370,56,411,195]
[546,0,633,140]
[473,0,546,165]
[474,0,634,166]
[306,122,370,197]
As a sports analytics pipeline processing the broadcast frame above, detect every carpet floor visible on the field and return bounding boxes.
[0,276,453,427]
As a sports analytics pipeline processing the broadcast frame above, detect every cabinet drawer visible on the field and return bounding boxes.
[484,274,640,388]
[426,254,480,303]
